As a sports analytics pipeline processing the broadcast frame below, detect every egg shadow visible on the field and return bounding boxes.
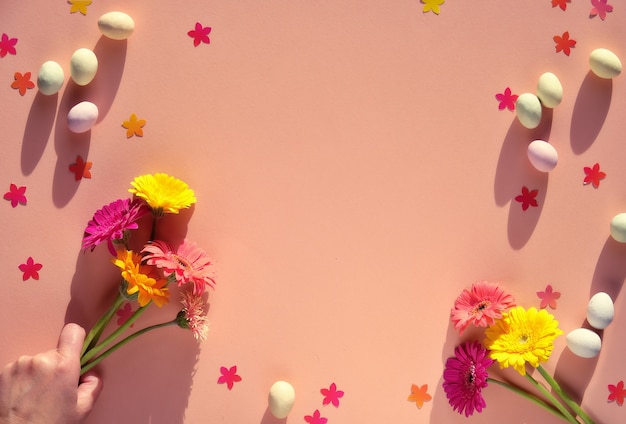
[570,71,612,155]
[21,91,58,175]
[260,407,288,424]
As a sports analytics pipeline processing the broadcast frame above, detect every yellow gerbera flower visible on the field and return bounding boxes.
[484,306,563,375]
[128,173,196,215]
[112,249,170,307]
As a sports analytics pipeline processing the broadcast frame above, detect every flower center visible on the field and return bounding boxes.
[174,254,192,270]
[518,333,529,344]
[464,363,477,389]
[473,301,490,314]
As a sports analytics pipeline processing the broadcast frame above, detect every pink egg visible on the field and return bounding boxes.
[527,140,558,172]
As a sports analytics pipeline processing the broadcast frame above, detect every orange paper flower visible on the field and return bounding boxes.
[407,384,432,409]
[11,72,35,96]
[122,113,146,138]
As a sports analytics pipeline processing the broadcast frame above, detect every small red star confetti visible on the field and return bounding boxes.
[122,113,146,138]
[553,31,576,56]
[19,257,43,281]
[69,155,92,181]
[608,380,626,406]
[583,163,606,188]
[0,33,18,58]
[321,382,344,407]
[407,384,432,409]
[3,184,27,208]
[515,186,539,211]
[537,284,561,309]
[495,87,519,111]
[217,365,242,390]
[187,22,211,47]
[11,71,35,96]
[552,0,571,11]
[590,0,613,20]
[304,410,328,424]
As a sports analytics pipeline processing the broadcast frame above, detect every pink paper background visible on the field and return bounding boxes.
[2,1,626,423]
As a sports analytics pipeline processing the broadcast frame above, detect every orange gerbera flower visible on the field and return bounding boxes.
[112,249,169,307]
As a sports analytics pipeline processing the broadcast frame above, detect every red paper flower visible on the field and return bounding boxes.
[3,184,27,208]
[217,365,242,390]
[553,31,576,56]
[495,87,518,111]
[19,257,43,281]
[552,0,571,10]
[187,22,211,47]
[116,303,135,327]
[321,382,344,407]
[69,155,92,181]
[537,284,561,309]
[0,33,17,58]
[584,163,606,188]
[608,380,626,406]
[590,0,613,20]
[11,72,35,95]
[304,410,328,424]
[515,186,538,211]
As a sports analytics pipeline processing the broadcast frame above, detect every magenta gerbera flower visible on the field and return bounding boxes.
[82,198,148,255]
[443,341,494,417]
[142,239,215,295]
[450,281,515,334]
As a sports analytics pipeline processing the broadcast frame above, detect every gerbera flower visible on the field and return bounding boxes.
[112,249,170,307]
[82,198,148,255]
[450,281,516,334]
[128,173,196,215]
[484,306,563,375]
[142,239,215,295]
[176,290,209,342]
[443,341,494,417]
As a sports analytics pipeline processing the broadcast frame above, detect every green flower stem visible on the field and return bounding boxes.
[81,303,149,366]
[80,320,177,376]
[525,372,581,424]
[81,293,125,356]
[537,365,595,424]
[487,378,568,421]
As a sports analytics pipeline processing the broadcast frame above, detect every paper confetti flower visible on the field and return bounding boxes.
[122,113,146,138]
[112,249,170,307]
[590,0,613,20]
[187,22,212,46]
[304,410,327,424]
[515,186,538,211]
[321,382,344,407]
[583,163,606,188]
[495,87,519,111]
[129,173,196,215]
[552,0,571,11]
[177,290,210,342]
[537,284,561,309]
[69,155,92,181]
[421,0,445,14]
[608,380,626,406]
[450,281,516,334]
[19,257,43,281]
[115,303,135,327]
[3,184,27,208]
[217,365,242,390]
[443,341,493,417]
[68,0,92,15]
[11,72,35,96]
[407,384,432,409]
[0,33,17,58]
[553,31,576,56]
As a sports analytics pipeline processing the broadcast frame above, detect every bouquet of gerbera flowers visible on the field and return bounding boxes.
[78,173,215,376]
[443,281,594,424]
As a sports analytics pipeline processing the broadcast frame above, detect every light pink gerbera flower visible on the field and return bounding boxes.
[142,239,215,295]
[450,281,515,334]
[177,290,209,342]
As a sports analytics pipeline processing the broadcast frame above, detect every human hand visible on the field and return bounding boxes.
[0,323,103,424]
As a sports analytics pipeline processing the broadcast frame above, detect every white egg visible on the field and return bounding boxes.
[536,72,563,108]
[610,213,626,243]
[98,11,135,40]
[587,292,614,330]
[67,101,99,133]
[70,48,98,86]
[566,328,601,358]
[37,61,64,95]
[515,93,542,129]
[590,48,622,79]
[527,140,558,172]
[268,381,295,419]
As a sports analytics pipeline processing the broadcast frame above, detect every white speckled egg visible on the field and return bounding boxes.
[610,213,626,243]
[527,140,558,172]
[536,72,563,108]
[587,292,614,330]
[515,93,542,129]
[268,381,295,419]
[590,48,622,79]
[70,48,98,86]
[566,328,601,358]
[67,101,99,133]
[37,61,64,95]
[98,11,135,40]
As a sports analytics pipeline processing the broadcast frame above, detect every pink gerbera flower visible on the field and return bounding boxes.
[142,239,215,295]
[450,281,515,334]
[443,341,494,417]
[82,198,148,255]
[177,290,209,342]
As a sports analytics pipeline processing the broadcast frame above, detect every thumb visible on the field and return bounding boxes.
[76,371,103,420]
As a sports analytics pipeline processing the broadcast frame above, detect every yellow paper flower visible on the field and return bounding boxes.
[484,306,563,375]
[112,249,169,307]
[129,173,196,215]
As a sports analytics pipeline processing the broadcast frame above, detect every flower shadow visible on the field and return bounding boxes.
[570,71,612,155]
[21,91,58,176]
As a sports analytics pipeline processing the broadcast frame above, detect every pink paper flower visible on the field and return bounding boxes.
[187,22,211,46]
[3,184,27,208]
[19,257,43,281]
[179,290,209,342]
[0,33,17,58]
[608,380,626,406]
[590,0,613,20]
[515,186,538,211]
[82,198,148,255]
[495,87,518,111]
[116,303,135,327]
[321,382,344,407]
[217,365,242,390]
[537,284,561,309]
[304,410,327,424]
[450,281,515,334]
[142,239,215,295]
